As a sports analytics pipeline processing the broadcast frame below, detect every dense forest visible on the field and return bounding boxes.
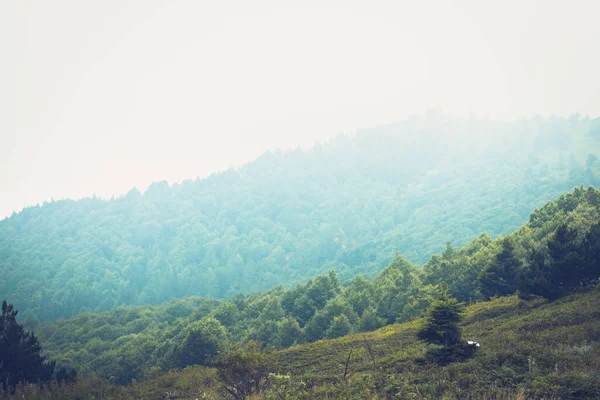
[23,186,600,386]
[2,114,600,321]
[7,288,600,398]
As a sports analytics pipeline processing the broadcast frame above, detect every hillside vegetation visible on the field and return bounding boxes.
[2,114,600,321]
[26,186,600,388]
[7,287,600,399]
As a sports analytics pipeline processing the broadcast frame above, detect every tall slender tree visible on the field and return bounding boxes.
[478,237,520,299]
[0,300,55,389]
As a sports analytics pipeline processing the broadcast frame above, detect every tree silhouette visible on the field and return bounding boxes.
[478,237,520,299]
[417,294,464,347]
[0,300,55,389]
[417,293,476,365]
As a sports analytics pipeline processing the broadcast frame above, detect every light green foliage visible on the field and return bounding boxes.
[325,315,352,339]
[172,317,227,368]
[374,255,421,323]
[215,341,275,399]
[400,283,445,322]
[276,318,303,348]
[212,302,241,327]
[5,259,600,399]
[354,307,385,333]
[23,186,600,386]
[2,116,600,322]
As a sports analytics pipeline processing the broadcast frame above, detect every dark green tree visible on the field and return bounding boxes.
[478,237,520,299]
[276,317,303,348]
[417,294,475,365]
[519,221,600,300]
[417,295,464,347]
[0,300,55,389]
[303,311,330,343]
[172,317,227,368]
[215,341,274,400]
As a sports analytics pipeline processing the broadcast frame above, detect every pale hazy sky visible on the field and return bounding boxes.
[2,0,600,219]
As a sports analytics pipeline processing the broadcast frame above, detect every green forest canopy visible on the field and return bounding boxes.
[29,186,600,384]
[2,113,600,321]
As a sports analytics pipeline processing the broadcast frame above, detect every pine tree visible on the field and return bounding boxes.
[0,300,55,389]
[417,293,476,365]
[478,237,520,299]
[417,295,464,347]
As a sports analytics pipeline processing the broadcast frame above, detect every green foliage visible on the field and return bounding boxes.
[271,288,600,399]
[478,237,520,298]
[3,116,600,322]
[0,300,56,389]
[416,291,480,366]
[355,307,385,333]
[519,193,600,299]
[172,317,227,368]
[325,315,351,339]
[4,287,600,399]
[215,342,275,399]
[276,318,303,348]
[417,295,465,347]
[18,186,600,386]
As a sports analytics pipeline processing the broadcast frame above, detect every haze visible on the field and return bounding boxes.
[2,0,600,219]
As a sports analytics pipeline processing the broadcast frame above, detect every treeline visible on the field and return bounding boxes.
[32,187,600,384]
[0,300,76,392]
[2,114,600,321]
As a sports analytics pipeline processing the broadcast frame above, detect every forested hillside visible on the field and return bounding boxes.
[13,270,600,398]
[2,114,600,320]
[29,187,600,385]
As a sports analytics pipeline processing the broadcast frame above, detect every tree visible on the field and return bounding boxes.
[0,300,55,389]
[355,307,385,333]
[215,341,274,400]
[276,317,303,348]
[172,317,227,368]
[417,295,464,347]
[519,221,600,300]
[303,311,330,343]
[478,237,520,299]
[417,294,476,365]
[375,255,420,323]
[212,302,240,327]
[325,315,351,339]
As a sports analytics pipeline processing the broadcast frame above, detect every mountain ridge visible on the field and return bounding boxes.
[2,114,600,321]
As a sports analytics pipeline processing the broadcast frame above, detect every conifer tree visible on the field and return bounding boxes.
[478,237,520,299]
[417,294,464,347]
[417,292,476,365]
[0,300,55,389]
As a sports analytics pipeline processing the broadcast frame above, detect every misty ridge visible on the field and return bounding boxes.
[2,112,600,322]
[5,0,600,397]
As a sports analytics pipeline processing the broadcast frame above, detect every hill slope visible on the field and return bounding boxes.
[2,114,600,320]
[10,287,600,399]
[26,186,600,387]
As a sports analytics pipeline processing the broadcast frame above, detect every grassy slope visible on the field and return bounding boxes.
[145,287,600,399]
[9,287,599,399]
[276,288,599,378]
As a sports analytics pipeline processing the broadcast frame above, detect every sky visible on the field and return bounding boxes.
[2,0,600,219]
